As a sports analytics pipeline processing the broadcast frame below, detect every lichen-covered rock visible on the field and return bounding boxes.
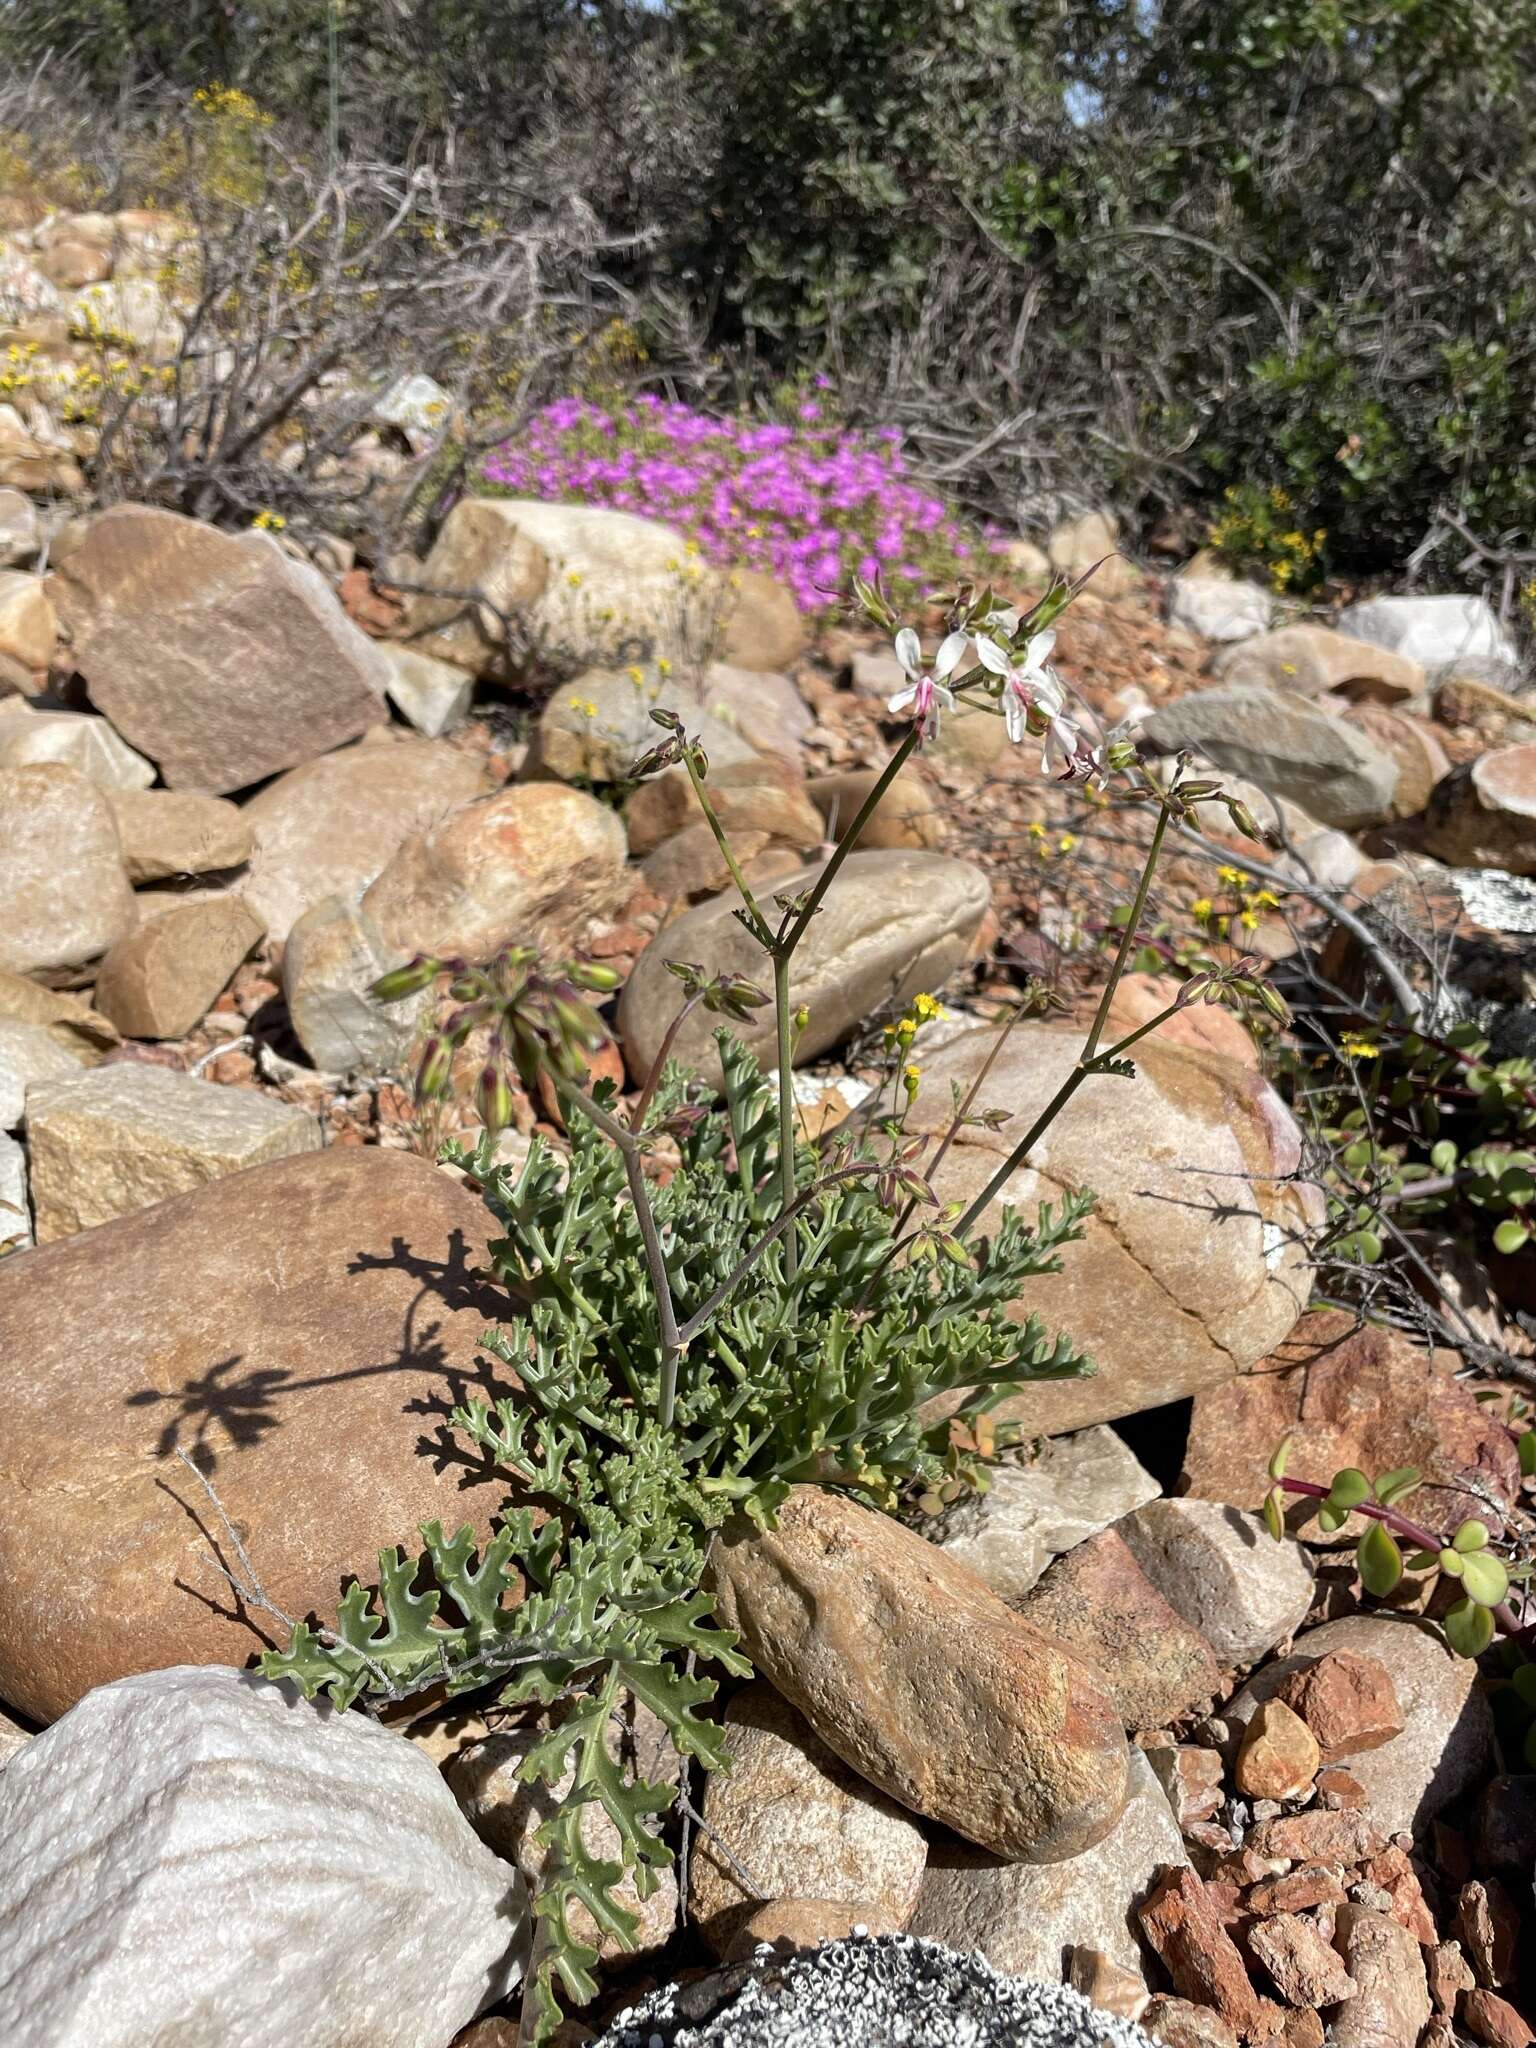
[704,1486,1129,1862]
[0,1665,524,2047]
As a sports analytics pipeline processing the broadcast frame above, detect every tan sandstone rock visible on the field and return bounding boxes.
[1422,743,1536,873]
[104,788,252,883]
[48,505,390,792]
[0,1148,509,1721]
[0,762,135,973]
[92,897,266,1040]
[703,1485,1129,1862]
[0,569,54,692]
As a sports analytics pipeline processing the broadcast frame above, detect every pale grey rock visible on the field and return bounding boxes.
[538,664,759,784]
[0,1130,29,1250]
[1338,594,1519,681]
[25,1062,322,1240]
[596,1933,1161,2048]
[618,851,989,1077]
[688,1683,927,1954]
[1168,576,1273,643]
[0,1665,525,2047]
[0,488,39,569]
[0,1703,30,1767]
[1141,685,1399,829]
[908,1750,1185,1987]
[0,1017,85,1128]
[0,763,135,974]
[1117,1500,1314,1666]
[1331,1906,1432,2048]
[379,642,474,736]
[282,891,430,1076]
[1216,1614,1491,1838]
[0,702,154,789]
[933,1427,1160,1602]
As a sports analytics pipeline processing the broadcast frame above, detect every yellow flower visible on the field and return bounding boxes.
[911,993,946,1023]
[656,657,673,676]
[1190,897,1214,920]
[1239,909,1259,930]
[250,508,286,531]
[1058,834,1077,854]
[1340,1033,1381,1060]
[1026,821,1047,841]
[565,571,583,588]
[625,665,645,687]
[1217,866,1248,887]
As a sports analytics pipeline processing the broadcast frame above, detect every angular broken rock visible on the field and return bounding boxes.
[49,505,390,793]
[0,762,136,974]
[1330,1905,1432,2048]
[0,1665,525,2047]
[1422,743,1536,875]
[1017,1530,1223,1732]
[0,1017,87,1129]
[1247,1912,1356,2009]
[92,898,265,1040]
[1273,1650,1403,1762]
[1137,1867,1268,2039]
[1453,1879,1521,1991]
[104,788,252,884]
[1118,1500,1314,1666]
[932,1426,1160,1602]
[1143,1746,1225,1832]
[1337,593,1518,679]
[0,701,155,789]
[618,852,989,1079]
[1212,625,1424,706]
[1142,1995,1240,2048]
[1462,1991,1536,2048]
[281,891,431,1076]
[909,1749,1185,1986]
[688,1683,927,1955]
[1234,1700,1320,1803]
[703,1486,1129,1861]
[1141,685,1400,829]
[378,642,474,737]
[25,1061,320,1240]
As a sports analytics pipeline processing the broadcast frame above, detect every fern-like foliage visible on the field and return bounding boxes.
[263,1031,1092,2038]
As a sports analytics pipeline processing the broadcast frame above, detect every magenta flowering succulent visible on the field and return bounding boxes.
[480,392,981,613]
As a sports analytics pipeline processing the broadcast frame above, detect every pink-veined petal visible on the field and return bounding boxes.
[1003,690,1028,743]
[974,635,1011,677]
[934,630,969,679]
[887,684,918,715]
[893,627,923,677]
[1026,627,1057,667]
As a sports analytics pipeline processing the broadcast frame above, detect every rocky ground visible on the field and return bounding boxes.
[3,205,1536,2048]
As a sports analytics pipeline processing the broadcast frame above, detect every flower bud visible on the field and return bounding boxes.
[370,955,440,1003]
[414,1033,453,1101]
[474,1062,515,1135]
[569,960,622,992]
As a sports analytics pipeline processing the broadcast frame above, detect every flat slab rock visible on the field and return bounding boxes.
[0,1665,525,2047]
[593,1933,1160,2048]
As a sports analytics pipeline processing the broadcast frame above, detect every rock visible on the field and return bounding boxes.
[538,666,760,785]
[0,969,117,1057]
[1452,1879,1521,1990]
[1137,1868,1269,2039]
[281,891,431,1075]
[1246,1871,1348,1916]
[1006,537,1053,582]
[0,1666,524,2046]
[724,1900,904,1961]
[0,402,84,493]
[0,1016,86,1127]
[49,506,390,793]
[0,763,135,972]
[1427,1942,1477,2015]
[1330,1905,1431,2048]
[807,768,941,852]
[0,700,154,788]
[1234,1702,1320,1803]
[447,1701,679,1966]
[0,489,40,569]
[699,662,814,759]
[688,1683,927,1955]
[1463,1992,1536,2048]
[1049,511,1140,596]
[1142,1996,1239,2048]
[1336,703,1448,819]
[1118,1501,1314,1667]
[92,897,266,1040]
[0,1702,30,1766]
[931,1427,1160,1602]
[238,739,487,945]
[1244,1809,1383,1867]
[0,1147,509,1720]
[1338,594,1518,680]
[1181,1311,1523,1537]
[1248,1914,1356,2009]
[1169,575,1273,643]
[379,642,475,736]
[1477,1776,1536,1875]
[67,276,182,355]
[1019,1533,1223,1731]
[1422,744,1536,873]
[703,1486,1129,1862]
[1101,971,1260,1069]
[593,1934,1162,2048]
[909,1750,1186,1987]
[722,569,809,672]
[1219,1616,1491,1839]
[396,498,550,671]
[625,755,824,861]
[1143,1746,1225,1830]
[104,788,251,883]
[618,851,988,1079]
[0,569,54,691]
[1141,685,1399,829]
[1358,1845,1435,1945]
[904,1027,1321,1436]
[1069,1949,1153,2021]
[1212,626,1424,706]
[1273,1651,1403,1762]
[0,1129,28,1249]
[25,1061,321,1241]
[363,782,628,964]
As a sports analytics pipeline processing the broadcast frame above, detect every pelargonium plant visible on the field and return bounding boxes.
[265,570,1283,2040]
[480,391,985,612]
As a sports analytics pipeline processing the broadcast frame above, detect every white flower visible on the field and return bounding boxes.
[887,627,968,744]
